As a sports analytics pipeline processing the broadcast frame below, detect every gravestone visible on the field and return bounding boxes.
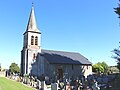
[41,81,47,90]
[51,83,59,90]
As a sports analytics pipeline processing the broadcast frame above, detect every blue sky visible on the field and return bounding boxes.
[0,0,120,69]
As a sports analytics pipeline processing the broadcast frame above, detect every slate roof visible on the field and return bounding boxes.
[25,5,40,34]
[41,49,92,65]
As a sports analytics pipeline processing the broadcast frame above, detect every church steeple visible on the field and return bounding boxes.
[26,3,40,33]
[23,4,41,48]
[21,4,41,75]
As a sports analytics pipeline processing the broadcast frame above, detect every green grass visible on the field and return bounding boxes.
[0,77,35,90]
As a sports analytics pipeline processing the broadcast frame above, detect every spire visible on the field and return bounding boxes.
[26,3,40,33]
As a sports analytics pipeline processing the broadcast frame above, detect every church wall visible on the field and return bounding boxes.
[23,33,28,48]
[20,50,24,75]
[45,64,56,79]
[31,63,38,76]
[43,62,92,80]
[23,51,92,79]
[33,54,45,77]
[27,50,33,74]
[44,59,51,76]
[82,65,92,78]
[62,64,84,79]
[21,48,28,75]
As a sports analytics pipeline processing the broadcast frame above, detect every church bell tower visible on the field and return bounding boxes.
[21,4,41,75]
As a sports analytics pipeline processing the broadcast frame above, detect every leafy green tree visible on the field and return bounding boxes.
[101,62,109,73]
[92,62,109,74]
[92,63,104,73]
[9,62,20,74]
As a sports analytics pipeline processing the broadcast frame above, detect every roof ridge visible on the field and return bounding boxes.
[41,49,79,54]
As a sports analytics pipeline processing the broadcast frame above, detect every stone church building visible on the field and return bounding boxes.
[21,5,92,79]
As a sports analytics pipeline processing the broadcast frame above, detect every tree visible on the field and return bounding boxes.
[113,1,120,71]
[114,2,120,18]
[9,62,20,74]
[92,62,109,74]
[112,48,120,71]
[101,61,109,73]
[92,63,104,73]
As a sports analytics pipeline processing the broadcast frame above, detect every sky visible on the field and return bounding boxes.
[0,0,120,69]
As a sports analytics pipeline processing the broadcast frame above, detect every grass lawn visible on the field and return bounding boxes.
[0,77,35,90]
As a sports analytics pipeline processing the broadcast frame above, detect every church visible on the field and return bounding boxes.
[20,5,92,79]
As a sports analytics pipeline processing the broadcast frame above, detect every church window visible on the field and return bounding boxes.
[35,36,38,45]
[31,36,34,45]
[33,53,36,62]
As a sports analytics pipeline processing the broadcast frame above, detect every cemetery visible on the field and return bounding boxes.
[1,71,119,90]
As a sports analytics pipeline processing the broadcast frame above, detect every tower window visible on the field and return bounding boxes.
[31,36,34,45]
[35,36,38,45]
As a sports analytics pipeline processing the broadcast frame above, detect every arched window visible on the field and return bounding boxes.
[35,36,38,45]
[31,36,34,45]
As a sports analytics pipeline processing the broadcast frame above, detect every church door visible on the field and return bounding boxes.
[58,68,63,79]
